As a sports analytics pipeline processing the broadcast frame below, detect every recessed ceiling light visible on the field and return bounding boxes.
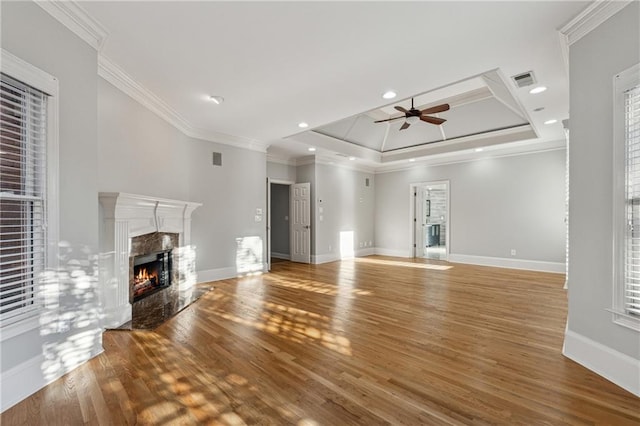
[348,156,356,161]
[529,86,547,94]
[409,158,416,162]
[382,90,397,100]
[544,119,558,125]
[308,147,316,152]
[298,122,309,128]
[533,107,545,112]
[475,148,484,152]
[208,95,224,104]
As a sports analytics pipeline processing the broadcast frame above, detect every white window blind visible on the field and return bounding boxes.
[625,84,640,316]
[0,72,48,325]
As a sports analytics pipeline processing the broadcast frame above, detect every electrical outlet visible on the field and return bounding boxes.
[510,249,516,256]
[256,208,262,215]
[359,242,363,248]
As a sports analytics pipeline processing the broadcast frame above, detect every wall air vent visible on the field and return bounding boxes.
[511,71,537,88]
[212,152,222,166]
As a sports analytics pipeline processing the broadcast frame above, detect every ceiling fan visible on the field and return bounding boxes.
[374,98,450,130]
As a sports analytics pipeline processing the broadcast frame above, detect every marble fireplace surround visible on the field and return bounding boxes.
[99,192,202,329]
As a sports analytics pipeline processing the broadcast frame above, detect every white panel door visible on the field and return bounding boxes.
[290,182,311,263]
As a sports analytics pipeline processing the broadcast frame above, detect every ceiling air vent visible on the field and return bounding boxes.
[511,71,536,88]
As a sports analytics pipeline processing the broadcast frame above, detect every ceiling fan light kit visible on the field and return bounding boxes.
[374,97,450,130]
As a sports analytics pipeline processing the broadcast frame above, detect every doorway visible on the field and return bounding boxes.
[267,179,311,269]
[411,181,450,260]
[267,179,293,270]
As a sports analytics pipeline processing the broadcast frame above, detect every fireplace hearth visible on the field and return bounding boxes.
[133,250,172,302]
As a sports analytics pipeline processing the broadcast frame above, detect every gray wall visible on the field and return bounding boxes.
[267,161,296,182]
[270,184,290,256]
[98,79,190,200]
[1,1,102,408]
[376,149,567,262]
[98,78,267,274]
[568,2,640,359]
[187,138,266,272]
[315,163,375,258]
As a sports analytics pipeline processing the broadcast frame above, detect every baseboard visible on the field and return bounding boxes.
[374,247,412,258]
[356,248,376,257]
[271,252,290,260]
[311,249,376,264]
[196,263,269,282]
[1,341,103,413]
[563,329,640,397]
[448,253,565,273]
[196,266,237,283]
[312,253,340,264]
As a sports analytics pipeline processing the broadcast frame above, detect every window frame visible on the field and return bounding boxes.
[612,62,640,332]
[0,49,59,340]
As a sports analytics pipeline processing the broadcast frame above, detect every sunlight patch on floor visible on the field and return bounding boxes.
[209,298,352,356]
[355,257,453,270]
[265,275,372,296]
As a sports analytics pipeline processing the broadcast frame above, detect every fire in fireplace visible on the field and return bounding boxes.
[132,250,172,302]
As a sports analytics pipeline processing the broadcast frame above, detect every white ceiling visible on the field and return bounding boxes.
[81,1,589,167]
[312,70,531,154]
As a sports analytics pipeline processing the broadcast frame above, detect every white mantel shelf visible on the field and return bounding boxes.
[99,192,202,239]
[98,192,202,328]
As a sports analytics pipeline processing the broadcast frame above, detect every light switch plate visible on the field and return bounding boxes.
[256,208,262,215]
[255,215,262,222]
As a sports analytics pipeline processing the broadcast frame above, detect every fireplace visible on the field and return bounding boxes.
[132,249,172,302]
[99,192,202,329]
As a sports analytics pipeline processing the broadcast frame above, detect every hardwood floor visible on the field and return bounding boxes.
[2,256,639,425]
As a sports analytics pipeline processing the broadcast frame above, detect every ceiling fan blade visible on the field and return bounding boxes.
[420,103,450,115]
[374,116,403,123]
[420,116,446,125]
[394,106,408,113]
[400,121,411,130]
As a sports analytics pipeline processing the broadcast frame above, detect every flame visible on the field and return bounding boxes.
[137,268,150,281]
[133,267,159,297]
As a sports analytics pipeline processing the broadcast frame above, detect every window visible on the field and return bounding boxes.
[0,50,58,333]
[613,63,640,331]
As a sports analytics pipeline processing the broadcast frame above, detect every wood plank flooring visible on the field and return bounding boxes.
[2,256,639,425]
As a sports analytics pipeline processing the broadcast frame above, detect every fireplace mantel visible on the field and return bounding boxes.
[99,192,202,328]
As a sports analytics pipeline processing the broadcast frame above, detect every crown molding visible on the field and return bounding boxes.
[557,0,632,81]
[559,0,633,46]
[375,138,566,174]
[98,55,192,133]
[186,127,268,153]
[266,154,297,166]
[314,155,375,174]
[98,55,268,153]
[35,1,108,51]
